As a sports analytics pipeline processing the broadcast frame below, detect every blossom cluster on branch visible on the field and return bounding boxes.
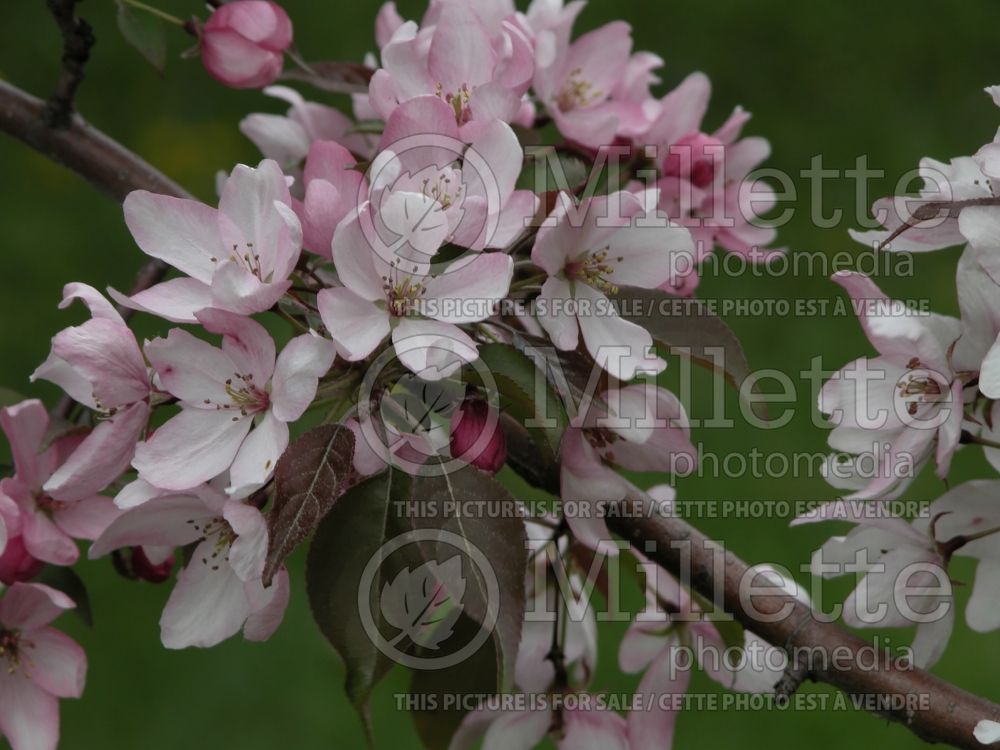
[1,1,999,750]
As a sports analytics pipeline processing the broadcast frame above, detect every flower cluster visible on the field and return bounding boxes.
[802,85,1000,669]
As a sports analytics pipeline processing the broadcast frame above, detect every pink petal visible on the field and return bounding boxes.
[132,408,253,490]
[23,628,87,699]
[317,287,391,361]
[0,670,60,750]
[421,253,513,323]
[89,495,210,558]
[428,4,495,93]
[43,401,149,502]
[270,333,336,422]
[22,509,77,567]
[243,566,290,641]
[627,649,692,750]
[196,309,277,386]
[123,191,221,283]
[227,411,289,496]
[391,318,479,380]
[224,501,269,582]
[481,709,551,750]
[52,495,122,542]
[559,703,630,750]
[0,401,49,490]
[0,583,75,630]
[107,277,213,324]
[59,282,124,325]
[144,328,235,406]
[535,276,579,351]
[201,29,283,89]
[49,319,148,408]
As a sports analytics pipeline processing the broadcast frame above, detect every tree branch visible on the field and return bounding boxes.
[44,0,96,128]
[2,69,998,750]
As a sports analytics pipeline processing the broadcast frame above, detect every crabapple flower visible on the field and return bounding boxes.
[644,72,782,293]
[293,139,366,258]
[378,95,539,250]
[368,3,534,139]
[851,155,994,253]
[0,583,87,750]
[449,398,507,475]
[90,485,290,649]
[201,1,292,89]
[533,20,655,148]
[31,284,151,501]
[796,504,953,668]
[114,159,302,323]
[316,199,513,380]
[560,385,696,555]
[819,272,964,500]
[241,86,376,172]
[0,401,120,567]
[531,190,695,380]
[132,310,335,494]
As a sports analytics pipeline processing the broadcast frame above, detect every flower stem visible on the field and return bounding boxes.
[119,0,186,27]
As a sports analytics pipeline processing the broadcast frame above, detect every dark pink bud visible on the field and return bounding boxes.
[201,1,293,89]
[131,547,175,583]
[0,536,44,585]
[662,132,724,189]
[449,399,506,475]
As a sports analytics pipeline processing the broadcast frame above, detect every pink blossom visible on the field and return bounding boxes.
[643,72,782,292]
[368,3,534,139]
[377,95,539,250]
[113,159,302,323]
[201,0,292,89]
[819,272,964,500]
[531,190,694,380]
[132,310,334,494]
[240,85,376,170]
[953,245,1000,398]
[316,186,513,379]
[32,284,151,501]
[532,20,655,148]
[293,139,367,258]
[90,485,290,649]
[560,385,696,554]
[795,502,959,668]
[0,583,87,750]
[0,401,120,567]
[852,155,992,253]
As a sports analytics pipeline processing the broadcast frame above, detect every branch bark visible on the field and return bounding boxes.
[1,73,998,750]
[44,0,96,128]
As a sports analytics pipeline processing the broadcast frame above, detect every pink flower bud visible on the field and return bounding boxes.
[662,132,724,189]
[0,536,44,585]
[449,399,506,475]
[201,1,293,89]
[131,547,175,583]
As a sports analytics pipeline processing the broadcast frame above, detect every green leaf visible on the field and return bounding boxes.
[264,424,358,585]
[409,614,500,750]
[472,343,568,464]
[34,566,93,627]
[116,1,167,72]
[306,470,413,744]
[306,466,528,746]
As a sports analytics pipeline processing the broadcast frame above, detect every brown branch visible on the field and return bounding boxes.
[2,67,998,749]
[44,0,96,128]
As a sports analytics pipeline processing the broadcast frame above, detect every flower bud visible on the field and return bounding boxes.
[112,547,175,583]
[449,399,506,475]
[201,1,293,89]
[0,536,44,585]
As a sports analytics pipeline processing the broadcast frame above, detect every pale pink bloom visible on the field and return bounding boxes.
[113,159,302,323]
[952,245,1000,398]
[377,95,539,250]
[524,0,585,71]
[316,193,513,379]
[0,583,86,750]
[240,85,376,171]
[375,2,405,48]
[819,272,964,500]
[532,20,655,148]
[796,504,955,669]
[0,401,120,567]
[531,190,695,380]
[132,310,335,494]
[201,0,292,89]
[368,3,533,139]
[622,546,802,750]
[293,139,366,258]
[852,155,993,253]
[644,72,781,293]
[31,284,151,501]
[90,485,290,649]
[560,385,696,555]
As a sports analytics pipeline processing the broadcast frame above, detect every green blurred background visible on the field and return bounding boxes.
[2,0,1000,747]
